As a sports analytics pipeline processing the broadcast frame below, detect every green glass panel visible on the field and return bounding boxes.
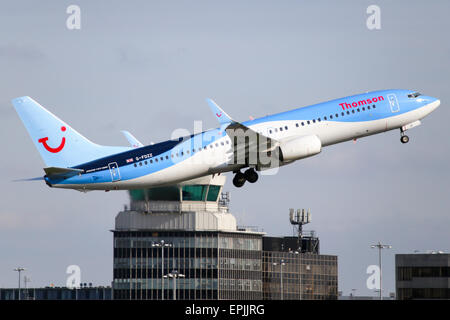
[128,186,180,201]
[182,185,207,201]
[206,185,221,202]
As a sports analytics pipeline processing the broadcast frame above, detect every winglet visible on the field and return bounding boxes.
[121,130,144,148]
[206,98,234,125]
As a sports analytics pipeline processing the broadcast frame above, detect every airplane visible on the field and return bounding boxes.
[12,89,440,191]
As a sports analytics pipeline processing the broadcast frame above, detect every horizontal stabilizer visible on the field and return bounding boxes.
[44,167,84,179]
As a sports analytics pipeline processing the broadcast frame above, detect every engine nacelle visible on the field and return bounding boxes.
[279,135,322,162]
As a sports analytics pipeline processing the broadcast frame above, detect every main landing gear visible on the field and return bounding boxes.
[232,168,259,188]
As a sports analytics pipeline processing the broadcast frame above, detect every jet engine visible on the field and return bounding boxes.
[279,135,322,162]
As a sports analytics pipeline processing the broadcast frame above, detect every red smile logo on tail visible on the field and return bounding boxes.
[38,126,66,153]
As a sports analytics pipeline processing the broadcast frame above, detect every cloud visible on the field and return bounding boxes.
[0,211,56,231]
[0,44,46,61]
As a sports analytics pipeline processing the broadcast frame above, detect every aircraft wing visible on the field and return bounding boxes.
[206,98,234,125]
[206,98,280,170]
[225,121,280,169]
[121,130,144,148]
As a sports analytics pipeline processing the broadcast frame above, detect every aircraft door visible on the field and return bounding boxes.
[387,93,400,113]
[108,162,121,182]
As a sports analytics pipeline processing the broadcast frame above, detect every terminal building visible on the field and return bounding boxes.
[396,252,450,300]
[112,175,338,300]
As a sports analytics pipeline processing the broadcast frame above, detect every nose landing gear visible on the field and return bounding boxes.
[400,135,409,144]
[232,168,259,187]
[400,129,409,144]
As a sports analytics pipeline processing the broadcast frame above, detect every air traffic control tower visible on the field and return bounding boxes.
[112,175,265,300]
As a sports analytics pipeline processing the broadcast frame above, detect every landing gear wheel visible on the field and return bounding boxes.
[232,171,246,188]
[400,135,409,144]
[244,168,258,183]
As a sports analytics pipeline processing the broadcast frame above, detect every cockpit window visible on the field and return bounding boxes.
[408,92,421,98]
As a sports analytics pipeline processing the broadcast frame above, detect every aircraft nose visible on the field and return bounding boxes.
[429,97,440,111]
[420,95,440,111]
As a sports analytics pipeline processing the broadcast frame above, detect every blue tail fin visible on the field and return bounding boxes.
[12,96,131,168]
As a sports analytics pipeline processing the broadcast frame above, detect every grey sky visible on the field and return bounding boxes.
[0,0,449,297]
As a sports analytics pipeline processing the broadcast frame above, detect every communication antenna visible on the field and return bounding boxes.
[289,208,311,252]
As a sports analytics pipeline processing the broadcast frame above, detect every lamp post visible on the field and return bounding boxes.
[273,259,286,300]
[13,267,25,300]
[164,270,185,300]
[152,240,173,300]
[370,242,392,300]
